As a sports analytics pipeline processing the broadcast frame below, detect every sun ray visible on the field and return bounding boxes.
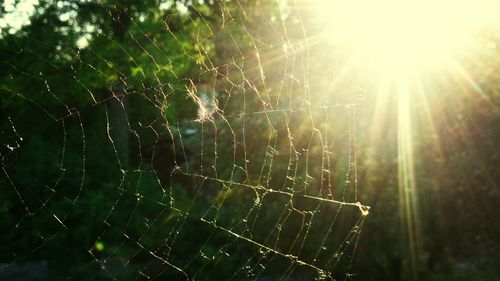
[396,77,422,281]
[306,0,499,277]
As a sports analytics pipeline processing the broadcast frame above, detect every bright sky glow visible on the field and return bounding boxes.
[313,0,499,71]
[0,0,39,34]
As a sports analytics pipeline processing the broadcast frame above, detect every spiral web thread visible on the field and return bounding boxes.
[1,1,370,280]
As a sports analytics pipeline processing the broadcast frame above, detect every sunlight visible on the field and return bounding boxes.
[310,1,498,278]
[313,0,497,71]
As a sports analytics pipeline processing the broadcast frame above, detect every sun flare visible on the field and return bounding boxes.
[309,2,498,278]
[313,0,498,71]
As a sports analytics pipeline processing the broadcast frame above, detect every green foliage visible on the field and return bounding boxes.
[1,0,498,280]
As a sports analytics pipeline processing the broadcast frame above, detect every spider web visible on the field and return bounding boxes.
[1,1,369,280]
